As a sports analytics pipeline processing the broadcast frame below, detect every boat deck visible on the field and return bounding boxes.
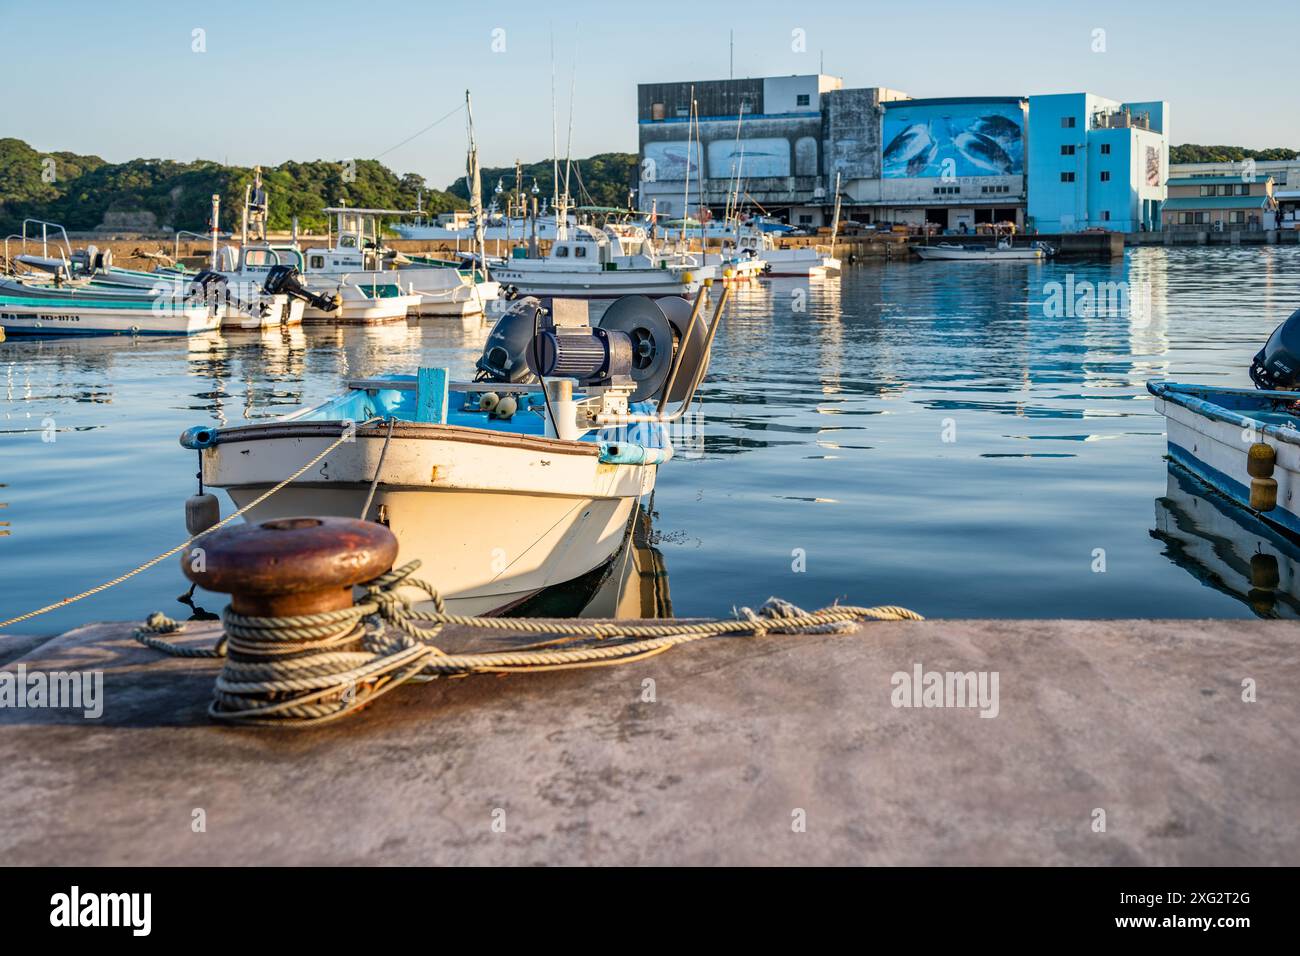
[3,616,1296,865]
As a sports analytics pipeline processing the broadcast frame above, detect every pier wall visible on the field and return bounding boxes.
[1,616,1295,865]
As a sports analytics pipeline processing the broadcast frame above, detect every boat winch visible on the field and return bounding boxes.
[475,293,708,405]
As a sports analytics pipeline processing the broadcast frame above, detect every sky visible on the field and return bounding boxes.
[3,0,1297,190]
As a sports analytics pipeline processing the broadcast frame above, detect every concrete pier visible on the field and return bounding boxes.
[0,617,1296,866]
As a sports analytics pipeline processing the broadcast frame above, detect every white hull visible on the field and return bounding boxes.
[760,249,840,277]
[297,278,421,324]
[491,263,711,298]
[914,244,1047,261]
[0,299,222,336]
[1150,382,1300,537]
[201,422,656,614]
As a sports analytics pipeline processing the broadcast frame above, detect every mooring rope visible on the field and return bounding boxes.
[0,423,373,630]
[134,560,923,728]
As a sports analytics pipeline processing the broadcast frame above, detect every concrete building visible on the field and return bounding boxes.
[637,74,844,227]
[1161,175,1277,232]
[1026,93,1169,233]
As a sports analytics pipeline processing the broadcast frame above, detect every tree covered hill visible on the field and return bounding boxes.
[1170,144,1299,164]
[0,138,466,235]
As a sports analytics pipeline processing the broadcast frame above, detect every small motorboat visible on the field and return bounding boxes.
[913,237,1053,261]
[1148,306,1300,536]
[179,290,723,614]
[0,284,224,337]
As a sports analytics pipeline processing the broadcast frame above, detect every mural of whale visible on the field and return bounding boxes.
[970,113,1022,150]
[954,131,1015,175]
[883,122,939,176]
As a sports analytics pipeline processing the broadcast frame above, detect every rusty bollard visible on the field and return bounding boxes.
[183,516,398,618]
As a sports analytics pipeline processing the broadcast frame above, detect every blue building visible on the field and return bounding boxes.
[1027,93,1169,234]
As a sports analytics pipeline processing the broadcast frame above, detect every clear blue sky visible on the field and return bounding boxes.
[3,0,1296,189]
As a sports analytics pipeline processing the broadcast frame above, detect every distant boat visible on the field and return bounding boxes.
[491,224,714,298]
[913,238,1053,261]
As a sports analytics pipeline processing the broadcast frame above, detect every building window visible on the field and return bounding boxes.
[1100,144,1111,155]
[1100,171,1111,182]
[1101,210,1111,221]
[798,214,813,224]
[1061,145,1075,156]
[574,246,587,258]
[1061,172,1076,183]
[796,93,810,106]
[1061,116,1076,128]
[310,255,324,269]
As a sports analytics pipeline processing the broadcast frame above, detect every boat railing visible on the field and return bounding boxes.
[173,231,211,263]
[20,219,74,263]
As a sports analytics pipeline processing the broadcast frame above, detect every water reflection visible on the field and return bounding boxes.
[505,505,671,620]
[1153,464,1300,619]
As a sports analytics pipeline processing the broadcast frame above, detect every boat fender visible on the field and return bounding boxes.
[180,425,220,449]
[491,395,518,419]
[1249,476,1278,512]
[478,391,500,412]
[683,271,694,284]
[1247,442,1276,478]
[185,493,221,536]
[598,442,671,466]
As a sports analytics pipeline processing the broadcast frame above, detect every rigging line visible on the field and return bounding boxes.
[373,103,466,160]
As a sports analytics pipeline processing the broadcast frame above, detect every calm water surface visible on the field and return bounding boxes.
[5,245,1300,632]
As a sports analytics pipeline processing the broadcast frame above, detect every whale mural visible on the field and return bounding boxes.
[882,102,1025,179]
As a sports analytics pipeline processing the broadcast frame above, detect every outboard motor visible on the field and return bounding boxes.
[1251,307,1300,390]
[476,297,546,383]
[263,264,340,313]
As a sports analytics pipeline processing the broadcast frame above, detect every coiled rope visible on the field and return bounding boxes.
[136,561,923,728]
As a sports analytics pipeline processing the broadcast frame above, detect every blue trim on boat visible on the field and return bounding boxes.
[0,326,196,337]
[1147,380,1300,442]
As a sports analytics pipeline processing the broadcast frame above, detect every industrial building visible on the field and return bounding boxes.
[635,75,1169,235]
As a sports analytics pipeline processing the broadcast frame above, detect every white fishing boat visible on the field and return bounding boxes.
[492,224,713,298]
[913,236,1054,261]
[179,291,724,614]
[0,292,222,336]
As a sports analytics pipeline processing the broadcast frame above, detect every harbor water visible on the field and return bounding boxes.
[4,245,1300,632]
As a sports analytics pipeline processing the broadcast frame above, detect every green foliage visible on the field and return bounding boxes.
[0,138,466,235]
[448,153,638,211]
[1170,144,1300,164]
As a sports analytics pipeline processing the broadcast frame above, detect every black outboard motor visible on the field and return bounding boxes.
[476,297,546,383]
[1251,308,1300,390]
[263,264,340,313]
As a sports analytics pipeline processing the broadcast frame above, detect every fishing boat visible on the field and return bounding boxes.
[913,236,1053,261]
[492,223,713,298]
[179,290,724,614]
[0,267,306,330]
[0,292,223,336]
